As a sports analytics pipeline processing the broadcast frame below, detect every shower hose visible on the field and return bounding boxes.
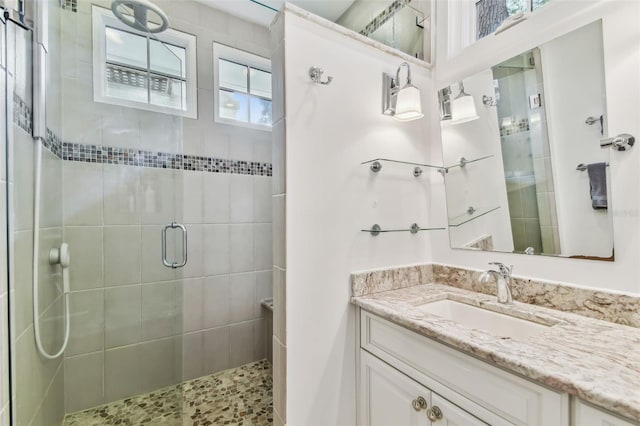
[33,138,70,359]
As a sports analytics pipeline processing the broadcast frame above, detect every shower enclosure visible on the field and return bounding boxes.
[2,0,274,424]
[491,49,560,254]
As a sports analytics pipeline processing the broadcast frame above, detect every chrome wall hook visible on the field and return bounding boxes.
[482,95,497,106]
[309,66,333,85]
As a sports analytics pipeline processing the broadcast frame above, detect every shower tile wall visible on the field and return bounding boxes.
[57,0,273,414]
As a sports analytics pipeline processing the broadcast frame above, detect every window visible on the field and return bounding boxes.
[213,43,272,130]
[476,0,551,40]
[92,6,197,118]
[448,0,552,56]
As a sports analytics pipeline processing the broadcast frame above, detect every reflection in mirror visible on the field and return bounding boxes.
[439,20,614,260]
[203,0,431,61]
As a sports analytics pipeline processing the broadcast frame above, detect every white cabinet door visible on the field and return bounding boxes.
[573,399,639,426]
[360,351,431,426]
[430,393,489,426]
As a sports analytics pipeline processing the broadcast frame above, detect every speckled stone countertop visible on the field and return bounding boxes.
[352,283,640,422]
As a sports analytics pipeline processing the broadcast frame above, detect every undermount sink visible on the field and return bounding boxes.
[416,299,552,340]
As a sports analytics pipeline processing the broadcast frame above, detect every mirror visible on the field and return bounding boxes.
[439,20,614,260]
[205,0,432,62]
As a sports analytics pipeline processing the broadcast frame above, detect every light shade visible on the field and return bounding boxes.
[382,62,424,122]
[451,93,479,124]
[395,84,424,121]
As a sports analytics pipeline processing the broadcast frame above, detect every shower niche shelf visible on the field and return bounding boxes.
[362,158,443,177]
[362,223,446,236]
[448,206,501,227]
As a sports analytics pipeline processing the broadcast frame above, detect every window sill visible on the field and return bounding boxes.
[94,94,198,120]
[214,116,272,132]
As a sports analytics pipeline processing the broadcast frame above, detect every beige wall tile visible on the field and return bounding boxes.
[65,352,104,412]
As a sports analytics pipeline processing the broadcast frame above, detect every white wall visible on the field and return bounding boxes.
[541,20,612,258]
[431,0,640,295]
[282,11,434,425]
[440,71,513,251]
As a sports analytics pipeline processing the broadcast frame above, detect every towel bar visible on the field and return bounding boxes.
[576,162,609,171]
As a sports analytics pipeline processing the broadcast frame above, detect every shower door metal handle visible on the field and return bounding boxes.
[162,222,188,269]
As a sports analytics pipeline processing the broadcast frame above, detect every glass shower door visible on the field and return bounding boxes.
[7,0,189,423]
[56,1,187,421]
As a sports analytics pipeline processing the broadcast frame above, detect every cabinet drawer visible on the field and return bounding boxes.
[360,310,569,426]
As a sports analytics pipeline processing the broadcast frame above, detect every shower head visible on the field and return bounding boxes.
[112,0,169,33]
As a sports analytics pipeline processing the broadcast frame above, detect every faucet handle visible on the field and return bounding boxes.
[488,262,513,276]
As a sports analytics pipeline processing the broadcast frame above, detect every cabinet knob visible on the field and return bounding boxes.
[427,406,443,421]
[411,396,428,411]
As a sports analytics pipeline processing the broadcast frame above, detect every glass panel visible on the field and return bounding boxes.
[106,27,147,70]
[105,64,148,103]
[369,3,424,60]
[249,68,271,99]
[250,96,272,126]
[219,59,248,93]
[150,39,185,78]
[150,74,186,110]
[219,89,248,122]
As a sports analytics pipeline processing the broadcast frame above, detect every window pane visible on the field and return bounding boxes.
[106,27,147,70]
[219,59,248,93]
[105,64,148,103]
[476,0,527,40]
[150,74,186,110]
[250,68,271,99]
[150,39,186,78]
[250,96,272,126]
[506,0,527,15]
[219,89,248,122]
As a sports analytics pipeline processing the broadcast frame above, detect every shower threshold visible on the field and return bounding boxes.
[62,359,273,426]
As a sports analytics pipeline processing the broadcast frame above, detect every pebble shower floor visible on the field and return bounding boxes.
[62,360,273,426]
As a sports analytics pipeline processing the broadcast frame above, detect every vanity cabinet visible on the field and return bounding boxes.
[357,309,570,426]
[573,400,639,426]
[361,350,487,425]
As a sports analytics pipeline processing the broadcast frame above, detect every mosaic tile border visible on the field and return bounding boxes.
[13,93,32,135]
[12,94,273,177]
[61,0,78,13]
[360,0,412,37]
[499,117,530,137]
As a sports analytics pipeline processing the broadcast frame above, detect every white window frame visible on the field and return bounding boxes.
[213,42,272,131]
[92,5,198,119]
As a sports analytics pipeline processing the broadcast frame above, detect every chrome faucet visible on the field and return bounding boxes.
[480,262,514,304]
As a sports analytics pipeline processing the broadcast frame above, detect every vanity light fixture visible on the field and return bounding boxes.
[382,62,424,122]
[451,81,479,124]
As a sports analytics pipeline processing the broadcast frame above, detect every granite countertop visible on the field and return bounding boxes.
[351,283,640,422]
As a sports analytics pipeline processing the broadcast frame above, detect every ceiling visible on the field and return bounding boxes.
[193,0,356,27]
